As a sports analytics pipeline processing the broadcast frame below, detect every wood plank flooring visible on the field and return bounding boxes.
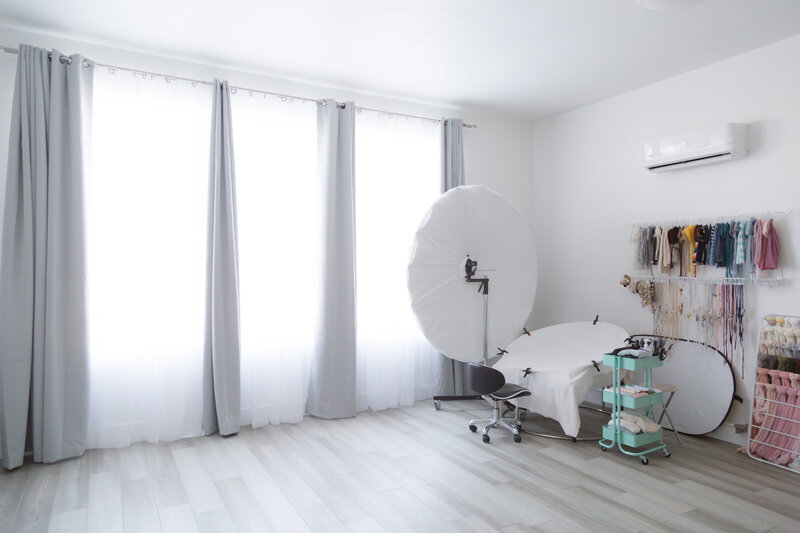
[2,400,799,533]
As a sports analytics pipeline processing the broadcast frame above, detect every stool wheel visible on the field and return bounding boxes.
[469,424,477,433]
[482,434,490,443]
[513,434,521,443]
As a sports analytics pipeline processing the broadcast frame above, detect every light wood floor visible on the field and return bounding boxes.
[2,400,800,533]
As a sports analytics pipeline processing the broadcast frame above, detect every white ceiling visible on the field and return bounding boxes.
[1,0,799,119]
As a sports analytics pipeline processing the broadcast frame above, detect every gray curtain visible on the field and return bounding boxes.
[202,80,242,436]
[0,45,93,469]
[307,100,357,419]
[435,118,475,396]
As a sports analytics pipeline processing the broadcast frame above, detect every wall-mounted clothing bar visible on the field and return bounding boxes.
[1,44,477,128]
[627,209,791,228]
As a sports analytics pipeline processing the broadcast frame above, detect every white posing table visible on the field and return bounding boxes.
[493,321,629,438]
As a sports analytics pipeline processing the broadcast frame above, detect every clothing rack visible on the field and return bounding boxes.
[0,44,478,128]
[627,209,790,228]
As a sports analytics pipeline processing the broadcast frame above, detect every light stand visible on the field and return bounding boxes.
[432,256,490,409]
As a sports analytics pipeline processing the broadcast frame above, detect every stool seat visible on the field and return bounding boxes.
[491,383,532,401]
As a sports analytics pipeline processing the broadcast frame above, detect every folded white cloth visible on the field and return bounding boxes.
[606,416,642,434]
[620,411,661,433]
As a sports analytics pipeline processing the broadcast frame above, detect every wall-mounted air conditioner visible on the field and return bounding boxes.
[643,123,748,173]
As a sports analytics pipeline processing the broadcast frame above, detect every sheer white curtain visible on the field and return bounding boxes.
[354,111,440,411]
[85,70,212,448]
[230,93,321,428]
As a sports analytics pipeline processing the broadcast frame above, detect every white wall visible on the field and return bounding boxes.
[0,25,535,243]
[531,35,800,444]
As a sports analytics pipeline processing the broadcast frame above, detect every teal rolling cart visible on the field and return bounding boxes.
[598,353,670,465]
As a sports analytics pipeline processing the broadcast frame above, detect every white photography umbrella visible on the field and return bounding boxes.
[408,185,537,363]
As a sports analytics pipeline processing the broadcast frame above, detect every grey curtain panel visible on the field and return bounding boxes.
[436,118,475,397]
[203,80,242,436]
[307,100,357,419]
[442,118,465,192]
[0,45,93,470]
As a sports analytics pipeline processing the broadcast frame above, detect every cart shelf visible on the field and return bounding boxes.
[602,389,663,409]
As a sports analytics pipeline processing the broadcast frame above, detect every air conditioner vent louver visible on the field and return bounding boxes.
[644,124,747,173]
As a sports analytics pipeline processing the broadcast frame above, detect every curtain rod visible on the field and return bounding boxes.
[1,45,477,128]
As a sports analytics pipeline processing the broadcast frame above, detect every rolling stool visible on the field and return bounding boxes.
[654,383,682,444]
[466,362,531,443]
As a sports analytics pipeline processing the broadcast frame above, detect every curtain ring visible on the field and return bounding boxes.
[320,100,327,106]
[165,78,171,83]
[82,60,90,68]
[231,88,237,94]
[249,91,253,97]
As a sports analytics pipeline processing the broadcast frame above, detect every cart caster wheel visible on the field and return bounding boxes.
[482,434,490,443]
[514,434,522,443]
[433,400,441,410]
[599,446,607,452]
[641,457,649,465]
[469,424,477,433]
[662,449,671,458]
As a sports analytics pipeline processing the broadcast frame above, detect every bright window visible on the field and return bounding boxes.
[230,93,321,427]
[354,111,441,411]
[85,70,212,448]
[83,71,441,446]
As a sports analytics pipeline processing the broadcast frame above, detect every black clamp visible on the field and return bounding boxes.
[591,360,600,372]
[496,348,508,357]
[623,337,642,350]
[523,327,531,336]
[523,367,532,377]
[593,314,599,325]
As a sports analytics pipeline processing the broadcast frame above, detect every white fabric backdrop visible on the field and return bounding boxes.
[354,111,440,411]
[230,92,321,428]
[85,70,212,448]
